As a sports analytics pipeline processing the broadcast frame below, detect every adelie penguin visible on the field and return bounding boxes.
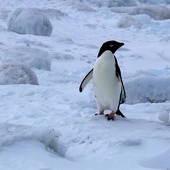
[79,40,126,121]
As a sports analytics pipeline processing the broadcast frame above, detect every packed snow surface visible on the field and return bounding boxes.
[0,0,170,170]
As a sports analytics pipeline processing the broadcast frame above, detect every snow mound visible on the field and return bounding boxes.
[125,76,170,104]
[0,60,39,85]
[158,112,170,125]
[0,46,51,71]
[7,8,53,36]
[117,14,142,28]
[0,123,63,155]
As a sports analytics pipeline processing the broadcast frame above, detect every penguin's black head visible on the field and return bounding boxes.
[97,40,124,57]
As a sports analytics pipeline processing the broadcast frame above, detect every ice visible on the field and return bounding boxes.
[0,60,39,85]
[7,8,53,36]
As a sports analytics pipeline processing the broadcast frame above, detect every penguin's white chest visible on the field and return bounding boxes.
[93,51,121,112]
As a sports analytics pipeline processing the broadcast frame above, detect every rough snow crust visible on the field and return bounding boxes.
[7,8,53,36]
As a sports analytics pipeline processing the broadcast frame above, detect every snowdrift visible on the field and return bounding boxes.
[0,60,39,85]
[125,76,170,104]
[0,46,51,71]
[7,8,53,36]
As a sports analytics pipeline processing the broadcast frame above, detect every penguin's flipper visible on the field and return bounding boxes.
[120,83,126,104]
[79,69,93,92]
[114,56,126,104]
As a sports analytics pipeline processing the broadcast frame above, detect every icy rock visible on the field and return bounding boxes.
[7,8,53,36]
[117,14,142,28]
[0,60,39,85]
[158,112,170,125]
[0,46,51,71]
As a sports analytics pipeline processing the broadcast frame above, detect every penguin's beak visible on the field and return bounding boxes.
[115,42,124,51]
[119,42,124,47]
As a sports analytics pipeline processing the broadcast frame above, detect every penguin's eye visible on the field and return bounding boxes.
[110,44,113,47]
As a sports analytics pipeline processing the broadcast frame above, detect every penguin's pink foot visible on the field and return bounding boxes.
[105,112,115,121]
[95,111,104,116]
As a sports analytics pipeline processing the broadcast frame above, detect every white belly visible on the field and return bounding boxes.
[93,51,121,112]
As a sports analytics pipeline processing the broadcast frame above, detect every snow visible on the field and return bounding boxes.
[7,8,53,36]
[111,5,170,20]
[125,76,170,104]
[117,14,142,28]
[0,25,6,32]
[0,46,51,71]
[158,112,170,125]
[0,0,170,169]
[0,60,39,85]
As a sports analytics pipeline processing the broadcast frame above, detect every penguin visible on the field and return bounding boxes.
[79,40,126,120]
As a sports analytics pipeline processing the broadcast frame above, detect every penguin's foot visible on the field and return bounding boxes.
[95,111,104,116]
[105,112,115,121]
[116,109,126,118]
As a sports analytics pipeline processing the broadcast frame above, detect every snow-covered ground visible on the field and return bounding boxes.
[0,0,170,169]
